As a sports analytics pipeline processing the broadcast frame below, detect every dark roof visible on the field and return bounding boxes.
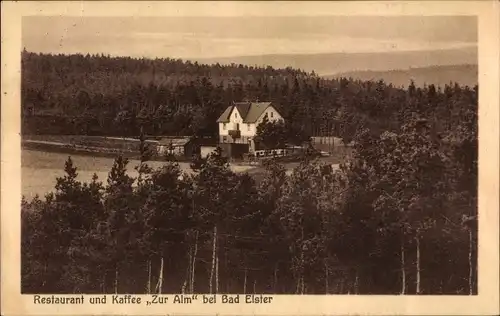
[158,137,190,146]
[216,106,234,123]
[216,102,273,123]
[244,102,272,123]
[234,102,252,120]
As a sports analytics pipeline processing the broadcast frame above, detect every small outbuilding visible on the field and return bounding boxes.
[156,137,192,157]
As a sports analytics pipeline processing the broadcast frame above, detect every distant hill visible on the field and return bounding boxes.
[324,64,478,88]
[194,47,477,77]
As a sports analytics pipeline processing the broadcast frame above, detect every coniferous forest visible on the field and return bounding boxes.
[21,51,477,294]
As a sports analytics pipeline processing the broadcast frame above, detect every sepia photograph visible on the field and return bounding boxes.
[1,1,499,315]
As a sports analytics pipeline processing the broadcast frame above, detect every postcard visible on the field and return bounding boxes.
[1,1,499,315]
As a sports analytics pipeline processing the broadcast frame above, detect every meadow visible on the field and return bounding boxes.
[21,149,261,199]
[22,149,344,199]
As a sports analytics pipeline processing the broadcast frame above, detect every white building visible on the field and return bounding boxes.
[216,102,284,152]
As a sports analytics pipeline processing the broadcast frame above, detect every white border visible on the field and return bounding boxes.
[1,1,499,315]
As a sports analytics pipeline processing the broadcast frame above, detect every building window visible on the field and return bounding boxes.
[223,123,227,130]
[223,136,227,143]
[247,124,251,131]
[235,112,238,119]
[270,112,274,118]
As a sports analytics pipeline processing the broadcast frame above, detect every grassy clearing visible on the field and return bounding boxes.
[22,150,258,199]
[21,141,352,199]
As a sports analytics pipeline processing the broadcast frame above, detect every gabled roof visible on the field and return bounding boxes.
[216,102,273,123]
[216,106,234,123]
[244,102,272,123]
[234,102,252,120]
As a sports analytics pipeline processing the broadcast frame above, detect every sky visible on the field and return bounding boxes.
[22,16,477,59]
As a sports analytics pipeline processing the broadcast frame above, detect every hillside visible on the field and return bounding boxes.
[22,51,477,145]
[324,64,478,88]
[194,47,477,77]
